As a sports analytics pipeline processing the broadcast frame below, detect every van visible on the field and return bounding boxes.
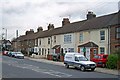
[64,52,96,71]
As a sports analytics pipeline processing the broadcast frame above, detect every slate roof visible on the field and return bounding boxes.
[14,11,119,41]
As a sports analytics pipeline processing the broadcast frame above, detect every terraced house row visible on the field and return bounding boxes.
[12,11,120,60]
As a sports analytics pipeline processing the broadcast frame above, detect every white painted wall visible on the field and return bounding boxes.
[76,28,109,54]
[36,28,109,58]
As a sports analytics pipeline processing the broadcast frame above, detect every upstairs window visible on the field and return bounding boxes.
[64,34,72,43]
[116,27,120,39]
[54,36,56,43]
[39,39,41,45]
[100,31,105,40]
[48,38,50,44]
[79,33,83,42]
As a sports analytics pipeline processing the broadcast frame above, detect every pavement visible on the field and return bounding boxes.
[24,56,119,76]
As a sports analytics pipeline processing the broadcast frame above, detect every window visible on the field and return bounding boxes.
[64,35,72,43]
[68,48,74,52]
[64,48,67,53]
[79,33,83,42]
[54,36,56,43]
[35,39,38,46]
[100,47,105,54]
[45,49,46,56]
[100,31,105,40]
[39,48,41,55]
[116,27,120,39]
[93,49,97,54]
[42,48,44,55]
[48,38,50,44]
[48,48,50,54]
[75,57,79,61]
[39,39,41,45]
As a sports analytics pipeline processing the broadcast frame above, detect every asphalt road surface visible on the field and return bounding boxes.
[1,55,118,79]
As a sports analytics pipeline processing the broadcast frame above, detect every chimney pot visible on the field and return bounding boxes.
[48,24,54,30]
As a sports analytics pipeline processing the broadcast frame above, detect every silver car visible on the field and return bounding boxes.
[14,52,24,59]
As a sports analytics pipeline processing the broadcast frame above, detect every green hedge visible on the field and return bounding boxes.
[106,50,120,69]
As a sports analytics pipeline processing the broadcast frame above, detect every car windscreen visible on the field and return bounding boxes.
[16,52,22,54]
[11,52,17,54]
[79,57,88,61]
[94,55,102,59]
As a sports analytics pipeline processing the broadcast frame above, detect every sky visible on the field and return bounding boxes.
[0,0,120,41]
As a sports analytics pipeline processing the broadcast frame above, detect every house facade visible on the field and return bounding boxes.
[12,11,120,60]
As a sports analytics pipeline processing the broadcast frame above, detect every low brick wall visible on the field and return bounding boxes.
[60,55,64,62]
[31,54,46,59]
[47,55,53,60]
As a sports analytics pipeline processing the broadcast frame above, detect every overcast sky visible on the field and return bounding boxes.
[0,0,119,40]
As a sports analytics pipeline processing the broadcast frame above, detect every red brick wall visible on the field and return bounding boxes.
[110,25,120,53]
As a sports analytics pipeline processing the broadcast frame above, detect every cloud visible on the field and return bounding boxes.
[1,0,119,40]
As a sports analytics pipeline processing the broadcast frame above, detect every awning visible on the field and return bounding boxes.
[78,42,98,47]
[52,45,61,49]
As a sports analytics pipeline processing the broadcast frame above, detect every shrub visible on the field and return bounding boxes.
[106,54,118,69]
[106,50,120,69]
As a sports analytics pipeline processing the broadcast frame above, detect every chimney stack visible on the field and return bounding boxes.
[25,29,34,35]
[37,27,43,32]
[62,18,70,26]
[87,11,96,20]
[47,24,54,30]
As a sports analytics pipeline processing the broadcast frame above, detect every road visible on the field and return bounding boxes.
[1,55,118,79]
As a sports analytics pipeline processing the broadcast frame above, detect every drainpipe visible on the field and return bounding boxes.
[50,36,52,55]
[108,26,111,55]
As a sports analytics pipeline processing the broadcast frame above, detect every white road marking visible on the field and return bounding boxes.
[3,59,72,77]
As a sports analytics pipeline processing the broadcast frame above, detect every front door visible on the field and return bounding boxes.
[90,48,98,60]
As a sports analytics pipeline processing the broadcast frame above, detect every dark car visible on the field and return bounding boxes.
[91,54,108,67]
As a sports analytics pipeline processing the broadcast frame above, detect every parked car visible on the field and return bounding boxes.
[91,54,108,67]
[8,52,16,57]
[14,52,24,59]
[64,52,96,71]
[6,51,11,56]
[2,51,8,55]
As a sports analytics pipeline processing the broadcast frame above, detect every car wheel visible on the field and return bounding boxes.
[12,55,15,57]
[80,66,85,71]
[65,64,69,68]
[91,68,95,71]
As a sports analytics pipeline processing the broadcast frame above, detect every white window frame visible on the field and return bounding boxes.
[64,34,72,43]
[48,38,50,44]
[100,47,105,54]
[39,39,41,45]
[100,30,105,41]
[54,36,56,43]
[79,33,83,43]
